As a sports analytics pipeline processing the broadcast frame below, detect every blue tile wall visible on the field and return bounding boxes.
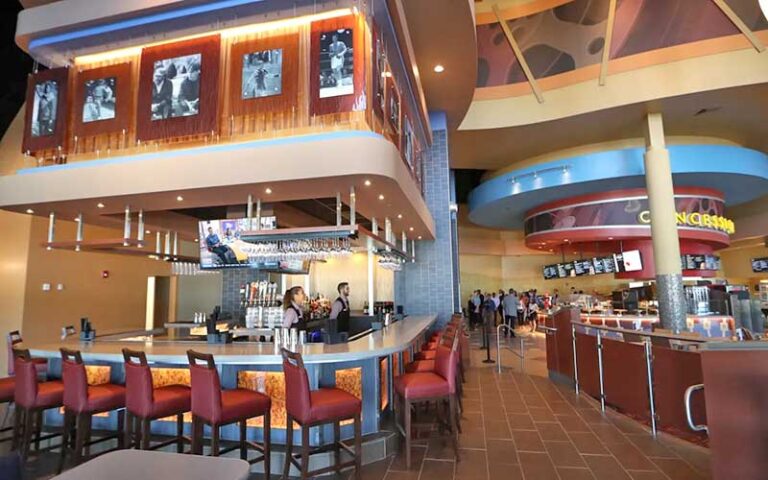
[220,269,270,318]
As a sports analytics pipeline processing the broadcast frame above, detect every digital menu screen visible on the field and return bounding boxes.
[543,264,560,280]
[573,259,593,276]
[752,257,768,273]
[681,254,722,271]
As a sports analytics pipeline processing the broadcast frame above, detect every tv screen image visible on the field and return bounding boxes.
[198,217,276,269]
[752,257,768,273]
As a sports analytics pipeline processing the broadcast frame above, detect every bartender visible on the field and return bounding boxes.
[282,286,307,329]
[329,282,351,327]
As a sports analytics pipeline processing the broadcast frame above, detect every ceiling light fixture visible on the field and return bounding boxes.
[417,236,422,240]
[265,187,272,194]
[176,196,184,202]
[145,230,151,234]
[378,194,385,200]
[25,209,34,214]
[96,203,105,209]
[364,179,371,187]
[433,64,445,73]
[397,214,403,219]
[409,227,414,232]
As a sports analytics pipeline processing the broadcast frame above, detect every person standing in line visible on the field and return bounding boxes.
[471,290,482,330]
[481,294,496,349]
[503,289,518,338]
[520,292,530,328]
[491,292,500,326]
[497,289,505,326]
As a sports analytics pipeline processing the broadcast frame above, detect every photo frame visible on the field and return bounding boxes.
[22,67,69,153]
[372,24,386,121]
[136,35,221,142]
[72,62,133,139]
[385,76,400,138]
[402,115,414,168]
[310,14,365,116]
[228,33,299,117]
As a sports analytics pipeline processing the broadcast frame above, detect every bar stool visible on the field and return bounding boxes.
[0,376,15,444]
[57,348,126,474]
[12,349,64,460]
[122,348,190,451]
[186,350,271,478]
[395,334,460,469]
[7,331,48,377]
[281,348,362,480]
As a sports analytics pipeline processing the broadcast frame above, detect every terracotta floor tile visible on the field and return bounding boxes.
[529,407,557,422]
[384,471,421,480]
[425,436,458,461]
[557,414,592,433]
[544,440,586,468]
[606,441,659,471]
[547,401,577,415]
[483,423,512,440]
[390,445,427,472]
[556,467,596,480]
[458,429,487,449]
[511,430,546,452]
[488,462,523,480]
[454,449,489,480]
[517,452,559,480]
[536,422,570,441]
[590,424,628,444]
[624,434,677,459]
[627,471,668,480]
[462,400,482,414]
[418,459,455,480]
[568,432,610,455]
[507,413,535,430]
[651,457,707,480]
[485,439,517,465]
[582,455,632,480]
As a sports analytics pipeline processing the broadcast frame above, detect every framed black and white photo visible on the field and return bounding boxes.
[31,80,58,137]
[82,77,116,123]
[318,28,353,98]
[241,49,283,99]
[372,25,386,119]
[386,76,400,136]
[151,53,202,120]
[403,117,414,167]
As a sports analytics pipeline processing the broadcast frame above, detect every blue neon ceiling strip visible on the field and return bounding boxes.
[29,0,264,49]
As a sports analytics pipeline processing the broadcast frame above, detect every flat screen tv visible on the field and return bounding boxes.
[198,217,278,269]
[752,257,768,273]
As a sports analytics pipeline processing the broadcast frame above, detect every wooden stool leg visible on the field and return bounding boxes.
[124,411,133,449]
[11,406,23,451]
[404,398,412,469]
[141,418,151,450]
[20,408,34,461]
[239,420,247,460]
[117,409,125,449]
[263,409,271,480]
[83,414,93,459]
[57,410,73,474]
[283,415,293,480]
[34,410,43,452]
[300,424,310,480]
[73,414,88,466]
[333,420,341,475]
[449,394,459,463]
[176,413,184,453]
[190,416,200,455]
[354,413,362,480]
[211,425,220,457]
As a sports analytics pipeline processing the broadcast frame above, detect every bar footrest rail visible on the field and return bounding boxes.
[496,324,528,374]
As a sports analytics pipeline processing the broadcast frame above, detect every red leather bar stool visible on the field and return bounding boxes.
[0,375,15,444]
[7,331,48,378]
[187,350,271,478]
[12,349,64,460]
[281,348,362,480]
[57,348,126,474]
[395,334,460,469]
[122,348,191,451]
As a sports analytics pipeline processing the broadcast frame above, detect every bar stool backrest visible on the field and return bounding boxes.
[13,349,38,408]
[434,335,460,395]
[280,348,311,423]
[60,348,88,412]
[6,331,23,376]
[123,348,154,417]
[186,350,222,422]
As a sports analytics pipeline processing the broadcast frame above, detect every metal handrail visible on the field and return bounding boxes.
[496,324,525,373]
[570,320,714,344]
[537,325,557,334]
[684,384,708,434]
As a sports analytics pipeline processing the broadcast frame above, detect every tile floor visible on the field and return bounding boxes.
[2,330,712,479]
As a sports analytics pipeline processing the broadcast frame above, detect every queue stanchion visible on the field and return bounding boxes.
[482,313,495,364]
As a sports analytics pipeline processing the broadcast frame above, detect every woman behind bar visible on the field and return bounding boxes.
[282,286,307,329]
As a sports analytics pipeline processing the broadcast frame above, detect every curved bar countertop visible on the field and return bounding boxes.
[28,315,437,365]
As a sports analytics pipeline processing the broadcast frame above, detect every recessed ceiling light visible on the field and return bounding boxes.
[564,239,570,242]
[194,238,198,242]
[265,187,272,194]
[397,214,403,219]
[25,208,34,214]
[96,203,105,209]
[608,237,614,240]
[433,64,445,73]
[409,227,414,232]
[364,179,371,187]
[378,194,385,200]
[176,196,184,202]
[417,236,422,240]
[145,230,151,234]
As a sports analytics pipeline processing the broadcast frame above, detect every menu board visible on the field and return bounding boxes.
[681,254,722,271]
[543,264,560,279]
[752,257,768,273]
[573,259,593,276]
[560,262,575,278]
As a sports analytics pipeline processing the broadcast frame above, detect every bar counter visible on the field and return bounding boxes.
[27,315,437,449]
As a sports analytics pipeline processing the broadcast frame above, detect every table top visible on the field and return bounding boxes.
[51,450,250,480]
[29,314,437,365]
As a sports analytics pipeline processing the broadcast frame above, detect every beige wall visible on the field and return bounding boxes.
[0,211,32,376]
[175,274,223,323]
[21,217,170,345]
[0,108,29,176]
[720,244,768,290]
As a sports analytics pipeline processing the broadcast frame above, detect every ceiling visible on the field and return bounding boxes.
[450,83,768,170]
[401,0,478,130]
